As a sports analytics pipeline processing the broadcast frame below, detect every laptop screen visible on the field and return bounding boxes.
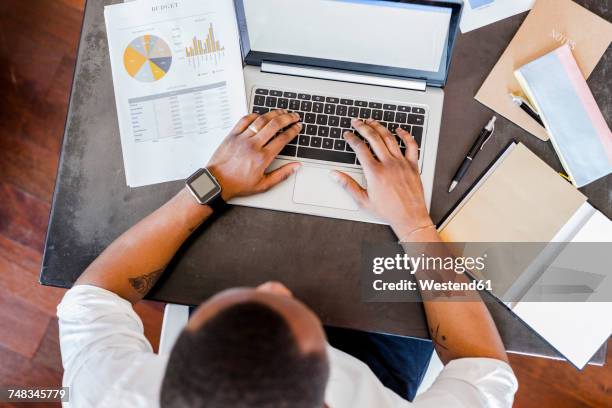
[241,0,452,74]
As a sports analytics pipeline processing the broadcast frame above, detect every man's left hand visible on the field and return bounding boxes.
[207,109,302,201]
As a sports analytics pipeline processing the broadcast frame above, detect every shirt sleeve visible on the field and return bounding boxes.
[414,358,518,408]
[57,285,166,407]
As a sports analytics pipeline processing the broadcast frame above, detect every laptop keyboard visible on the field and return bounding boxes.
[251,88,426,168]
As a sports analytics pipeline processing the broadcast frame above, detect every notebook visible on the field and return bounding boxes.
[438,142,612,369]
[475,0,612,141]
[515,45,612,187]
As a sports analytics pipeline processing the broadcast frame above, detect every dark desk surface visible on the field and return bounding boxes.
[42,0,610,364]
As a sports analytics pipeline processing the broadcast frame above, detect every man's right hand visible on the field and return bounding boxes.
[332,118,434,240]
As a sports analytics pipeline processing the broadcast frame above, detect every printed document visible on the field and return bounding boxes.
[105,0,247,187]
[460,0,535,33]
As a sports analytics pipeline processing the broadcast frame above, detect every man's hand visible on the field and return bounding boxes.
[207,110,302,201]
[333,118,433,240]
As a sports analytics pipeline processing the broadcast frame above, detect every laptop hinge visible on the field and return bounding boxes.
[261,62,427,92]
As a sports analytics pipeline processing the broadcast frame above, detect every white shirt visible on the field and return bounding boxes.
[58,285,518,407]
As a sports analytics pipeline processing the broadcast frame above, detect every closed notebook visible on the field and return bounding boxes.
[438,142,612,369]
[515,45,612,187]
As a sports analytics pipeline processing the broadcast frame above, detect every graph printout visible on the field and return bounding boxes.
[104,0,246,187]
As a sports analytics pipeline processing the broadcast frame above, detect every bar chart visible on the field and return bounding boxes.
[185,23,225,68]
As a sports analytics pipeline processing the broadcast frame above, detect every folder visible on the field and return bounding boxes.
[438,142,612,369]
[475,0,612,141]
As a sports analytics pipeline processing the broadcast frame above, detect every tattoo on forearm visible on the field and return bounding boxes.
[430,323,449,351]
[128,268,164,295]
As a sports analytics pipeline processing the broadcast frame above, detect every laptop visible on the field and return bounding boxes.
[231,0,463,223]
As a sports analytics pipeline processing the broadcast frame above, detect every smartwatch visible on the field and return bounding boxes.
[185,168,226,210]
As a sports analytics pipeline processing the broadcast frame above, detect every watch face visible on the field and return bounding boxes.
[186,168,221,204]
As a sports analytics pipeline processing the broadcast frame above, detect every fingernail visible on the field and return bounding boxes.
[296,122,303,128]
[293,163,302,172]
[352,118,361,124]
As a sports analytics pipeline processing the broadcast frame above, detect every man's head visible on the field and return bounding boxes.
[160,282,329,408]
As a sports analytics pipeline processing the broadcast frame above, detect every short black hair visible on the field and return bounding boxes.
[160,301,329,408]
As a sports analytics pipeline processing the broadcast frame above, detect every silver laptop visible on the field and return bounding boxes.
[231,0,463,223]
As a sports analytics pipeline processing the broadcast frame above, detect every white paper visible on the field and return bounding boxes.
[513,206,612,369]
[243,0,451,73]
[460,0,535,33]
[105,0,247,187]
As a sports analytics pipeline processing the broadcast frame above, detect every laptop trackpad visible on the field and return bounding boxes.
[292,166,364,211]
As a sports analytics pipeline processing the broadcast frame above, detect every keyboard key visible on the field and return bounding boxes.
[336,105,348,116]
[265,97,277,107]
[340,98,354,105]
[322,138,333,149]
[372,110,383,120]
[289,99,301,110]
[280,145,297,157]
[396,112,407,123]
[388,123,399,133]
[334,139,346,151]
[297,111,305,121]
[355,100,368,107]
[302,101,313,112]
[383,104,397,110]
[299,135,310,146]
[326,97,340,103]
[313,102,324,113]
[316,114,328,125]
[345,143,354,152]
[255,88,269,95]
[289,136,298,145]
[277,98,289,109]
[270,90,283,97]
[398,105,411,112]
[305,113,316,124]
[359,108,372,119]
[252,106,269,114]
[306,125,317,135]
[348,107,359,118]
[328,116,340,127]
[340,117,352,128]
[400,124,411,133]
[330,128,341,138]
[299,126,306,134]
[284,91,297,98]
[318,126,330,137]
[341,128,352,137]
[369,102,382,109]
[313,95,325,102]
[253,95,266,106]
[408,114,425,125]
[411,126,423,146]
[383,111,395,122]
[298,147,356,164]
[412,107,426,114]
[298,93,311,100]
[324,104,335,114]
[310,136,322,148]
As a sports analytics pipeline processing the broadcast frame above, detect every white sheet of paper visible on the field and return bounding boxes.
[513,206,612,369]
[105,0,247,187]
[460,0,535,33]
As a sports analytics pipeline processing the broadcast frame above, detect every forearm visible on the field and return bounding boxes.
[399,227,508,364]
[76,188,211,303]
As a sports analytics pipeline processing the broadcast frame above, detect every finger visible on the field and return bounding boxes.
[365,118,402,157]
[242,110,285,137]
[230,113,259,136]
[331,170,369,208]
[352,119,391,160]
[266,122,302,155]
[397,128,419,166]
[255,112,301,146]
[255,162,301,192]
[344,131,376,167]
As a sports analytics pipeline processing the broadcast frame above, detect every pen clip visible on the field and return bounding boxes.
[480,122,495,150]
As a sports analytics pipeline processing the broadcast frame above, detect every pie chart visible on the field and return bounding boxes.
[123,35,172,82]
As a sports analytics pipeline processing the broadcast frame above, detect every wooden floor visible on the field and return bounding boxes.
[0,1,609,407]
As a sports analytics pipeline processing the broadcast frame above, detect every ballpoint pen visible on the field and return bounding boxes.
[509,93,545,127]
[448,116,496,193]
